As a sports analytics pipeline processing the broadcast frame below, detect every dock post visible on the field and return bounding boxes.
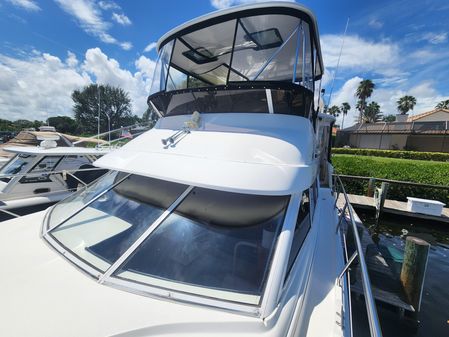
[375,182,389,222]
[367,178,376,197]
[400,236,430,312]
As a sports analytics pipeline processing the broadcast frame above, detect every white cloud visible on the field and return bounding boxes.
[111,12,131,26]
[120,42,133,50]
[0,48,157,120]
[321,34,400,76]
[7,0,40,11]
[210,0,294,10]
[0,51,90,120]
[98,0,120,11]
[143,42,157,53]
[327,76,363,126]
[82,48,156,114]
[368,18,383,29]
[419,32,448,45]
[65,51,79,67]
[54,0,132,50]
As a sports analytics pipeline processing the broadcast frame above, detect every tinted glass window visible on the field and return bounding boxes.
[0,154,35,179]
[19,155,62,184]
[50,174,188,272]
[150,87,311,117]
[149,13,320,95]
[114,187,289,304]
[286,191,311,276]
[169,20,236,86]
[230,15,301,82]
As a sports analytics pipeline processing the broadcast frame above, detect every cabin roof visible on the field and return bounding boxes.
[3,146,109,156]
[157,1,323,75]
[95,113,316,195]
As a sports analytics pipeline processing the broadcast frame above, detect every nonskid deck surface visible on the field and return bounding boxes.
[298,187,348,337]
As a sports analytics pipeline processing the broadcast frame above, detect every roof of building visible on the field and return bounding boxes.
[407,108,449,122]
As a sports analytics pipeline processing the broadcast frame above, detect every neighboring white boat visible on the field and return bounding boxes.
[0,145,108,220]
[0,2,382,337]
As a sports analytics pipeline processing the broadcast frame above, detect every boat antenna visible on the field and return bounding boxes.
[326,17,350,108]
[97,84,101,144]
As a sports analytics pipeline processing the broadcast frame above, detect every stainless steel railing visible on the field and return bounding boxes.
[333,174,383,337]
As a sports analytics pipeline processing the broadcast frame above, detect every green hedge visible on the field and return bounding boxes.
[332,148,449,162]
[332,154,449,205]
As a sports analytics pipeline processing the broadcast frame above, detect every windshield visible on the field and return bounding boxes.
[151,14,318,92]
[47,172,289,305]
[0,154,35,182]
[50,173,188,271]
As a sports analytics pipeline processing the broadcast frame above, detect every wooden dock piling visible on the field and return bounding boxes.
[400,236,430,312]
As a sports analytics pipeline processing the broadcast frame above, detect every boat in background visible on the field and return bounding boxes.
[0,142,108,221]
[0,127,107,165]
[0,3,382,337]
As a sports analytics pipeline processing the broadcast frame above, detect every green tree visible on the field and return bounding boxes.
[13,119,38,130]
[397,95,417,115]
[328,105,340,117]
[72,84,133,134]
[0,119,15,131]
[361,101,382,123]
[355,79,375,123]
[383,114,396,122]
[435,99,449,109]
[340,102,350,129]
[47,116,77,134]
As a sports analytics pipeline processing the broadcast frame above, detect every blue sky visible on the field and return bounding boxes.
[1,0,448,126]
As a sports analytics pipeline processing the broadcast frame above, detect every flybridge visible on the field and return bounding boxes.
[147,4,323,119]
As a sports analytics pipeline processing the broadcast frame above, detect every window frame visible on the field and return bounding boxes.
[284,189,312,281]
[19,155,64,184]
[42,172,294,316]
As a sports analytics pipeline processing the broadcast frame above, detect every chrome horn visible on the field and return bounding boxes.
[161,128,190,146]
[161,111,201,147]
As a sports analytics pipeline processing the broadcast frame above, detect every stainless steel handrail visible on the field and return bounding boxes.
[334,174,383,337]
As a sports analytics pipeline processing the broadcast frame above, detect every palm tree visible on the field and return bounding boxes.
[362,101,382,123]
[328,105,340,117]
[355,79,375,123]
[435,99,449,109]
[340,102,350,129]
[383,114,396,122]
[396,95,417,115]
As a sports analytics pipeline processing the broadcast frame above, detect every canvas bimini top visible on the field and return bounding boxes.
[147,1,323,118]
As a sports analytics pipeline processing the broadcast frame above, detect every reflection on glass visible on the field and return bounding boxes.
[48,171,120,230]
[114,187,289,305]
[230,15,301,82]
[169,19,236,86]
[50,174,188,272]
[0,154,35,178]
[149,40,174,95]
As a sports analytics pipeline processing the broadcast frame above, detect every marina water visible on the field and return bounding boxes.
[353,211,449,337]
